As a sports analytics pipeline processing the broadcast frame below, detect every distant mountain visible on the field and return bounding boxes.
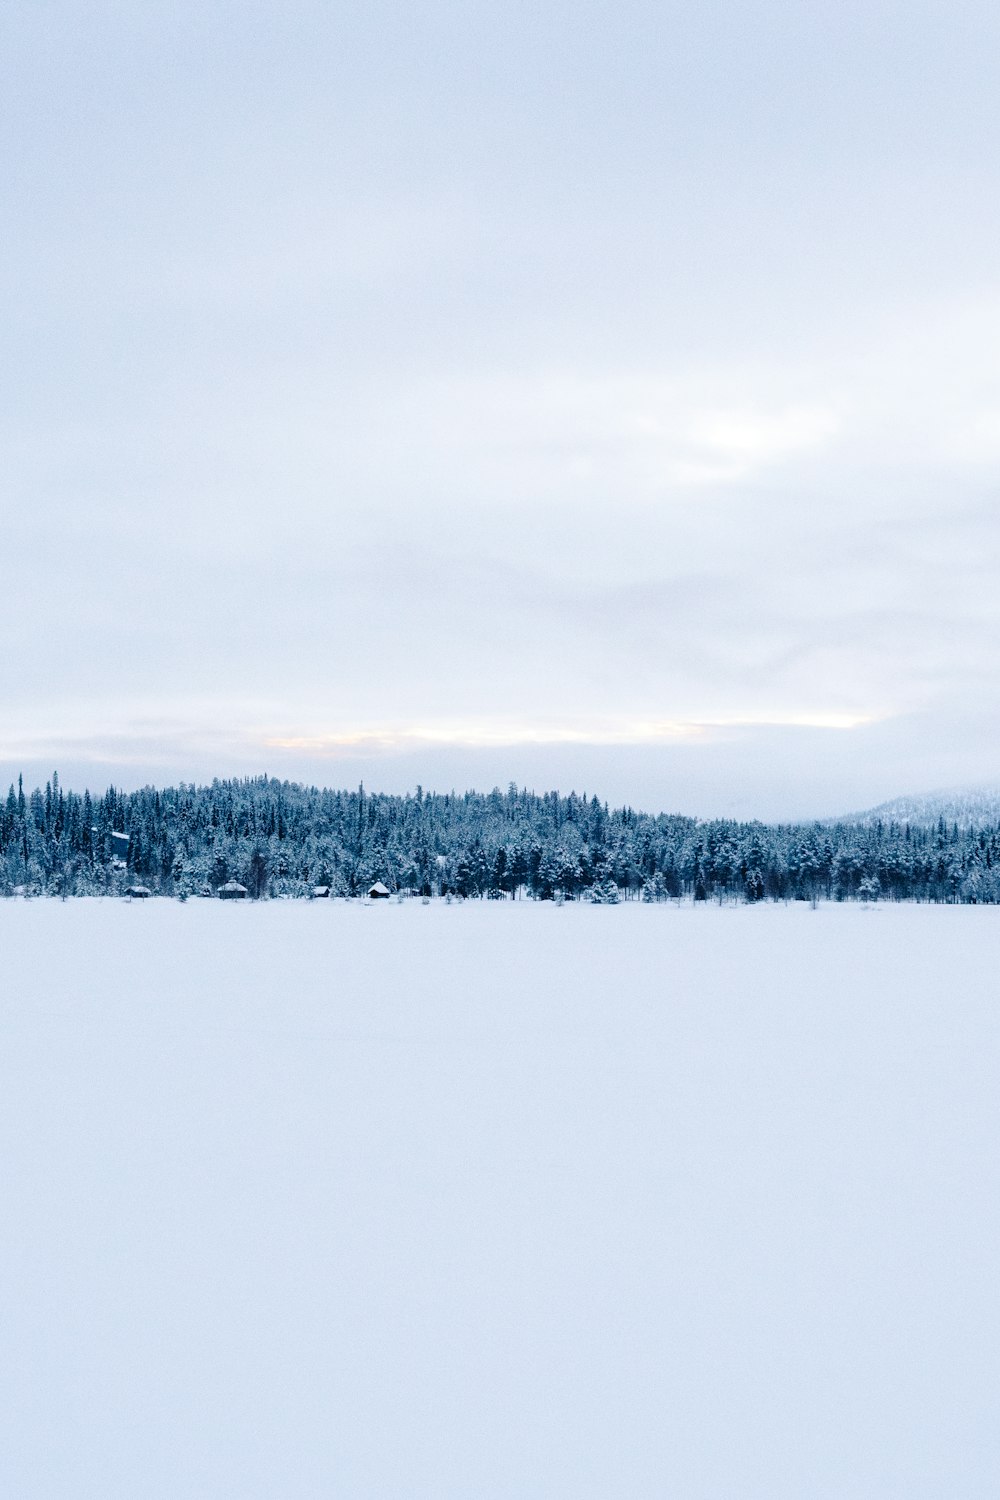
[844,785,1000,829]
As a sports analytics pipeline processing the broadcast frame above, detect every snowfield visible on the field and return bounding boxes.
[3,898,1000,1498]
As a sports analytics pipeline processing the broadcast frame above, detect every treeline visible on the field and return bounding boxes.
[2,772,1000,903]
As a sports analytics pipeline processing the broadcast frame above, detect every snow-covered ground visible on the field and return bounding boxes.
[3,898,999,1498]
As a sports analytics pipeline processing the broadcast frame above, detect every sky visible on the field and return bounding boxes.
[4,0,1000,819]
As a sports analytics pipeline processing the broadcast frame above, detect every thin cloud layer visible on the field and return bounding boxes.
[3,1,999,814]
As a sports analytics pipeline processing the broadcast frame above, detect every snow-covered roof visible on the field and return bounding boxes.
[219,880,247,893]
[368,882,391,895]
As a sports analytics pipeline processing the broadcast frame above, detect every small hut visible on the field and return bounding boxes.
[125,885,151,899]
[218,880,248,900]
[311,885,331,899]
[368,881,391,900]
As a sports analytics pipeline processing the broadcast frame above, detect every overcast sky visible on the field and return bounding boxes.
[4,0,1000,818]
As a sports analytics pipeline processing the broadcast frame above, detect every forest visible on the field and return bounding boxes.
[3,772,1000,904]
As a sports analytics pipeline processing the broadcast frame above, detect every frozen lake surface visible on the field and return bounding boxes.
[3,898,999,1498]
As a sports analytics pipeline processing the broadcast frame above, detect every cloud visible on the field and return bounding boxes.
[0,706,878,769]
[349,372,840,504]
[5,0,1000,823]
[263,710,875,758]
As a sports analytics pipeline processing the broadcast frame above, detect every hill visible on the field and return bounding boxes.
[846,785,1000,830]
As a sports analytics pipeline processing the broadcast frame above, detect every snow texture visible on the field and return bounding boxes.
[3,898,999,1498]
[849,783,1000,829]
